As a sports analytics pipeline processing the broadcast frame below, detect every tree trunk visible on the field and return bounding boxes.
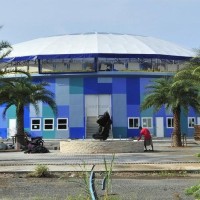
[15,105,26,150]
[172,106,182,147]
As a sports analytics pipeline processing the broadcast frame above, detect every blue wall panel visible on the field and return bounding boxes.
[70,78,83,94]
[127,129,140,138]
[0,128,7,139]
[56,131,69,139]
[112,78,126,94]
[42,105,55,117]
[70,127,85,139]
[112,94,127,127]
[6,105,16,118]
[57,105,69,117]
[126,78,140,104]
[55,78,69,105]
[155,106,166,116]
[98,77,112,83]
[98,83,112,94]
[140,78,153,101]
[84,78,98,94]
[24,106,30,128]
[140,108,154,117]
[69,94,84,127]
[112,127,127,138]
[165,129,172,137]
[42,77,55,94]
[84,78,112,94]
[127,105,140,116]
[0,107,7,128]
[42,130,55,139]
[31,131,43,138]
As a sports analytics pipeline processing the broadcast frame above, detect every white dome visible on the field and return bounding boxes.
[6,33,194,60]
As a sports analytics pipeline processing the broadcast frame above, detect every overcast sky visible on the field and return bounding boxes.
[0,0,200,50]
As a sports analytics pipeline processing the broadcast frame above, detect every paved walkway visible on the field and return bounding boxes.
[0,139,200,173]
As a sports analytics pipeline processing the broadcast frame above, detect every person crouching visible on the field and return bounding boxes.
[138,126,154,152]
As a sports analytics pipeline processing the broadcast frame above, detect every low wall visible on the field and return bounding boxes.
[60,139,144,154]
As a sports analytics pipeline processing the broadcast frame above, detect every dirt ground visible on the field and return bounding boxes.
[0,172,199,200]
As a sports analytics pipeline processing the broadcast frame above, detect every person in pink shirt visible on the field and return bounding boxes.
[138,126,154,152]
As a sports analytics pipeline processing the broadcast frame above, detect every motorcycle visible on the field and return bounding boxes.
[24,132,48,153]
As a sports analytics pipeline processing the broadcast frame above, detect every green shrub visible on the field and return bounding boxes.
[28,164,50,177]
[197,153,200,157]
[185,184,200,199]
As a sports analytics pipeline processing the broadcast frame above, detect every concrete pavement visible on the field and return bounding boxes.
[0,139,200,173]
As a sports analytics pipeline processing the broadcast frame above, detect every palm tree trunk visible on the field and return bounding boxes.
[172,106,182,147]
[15,105,26,150]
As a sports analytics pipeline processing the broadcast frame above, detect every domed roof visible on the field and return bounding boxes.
[5,32,194,61]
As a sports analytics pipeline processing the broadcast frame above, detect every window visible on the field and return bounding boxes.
[141,117,152,128]
[167,117,174,128]
[57,118,68,130]
[188,117,195,128]
[43,118,54,130]
[31,118,41,131]
[128,117,140,129]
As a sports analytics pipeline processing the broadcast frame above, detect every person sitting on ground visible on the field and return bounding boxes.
[138,126,154,152]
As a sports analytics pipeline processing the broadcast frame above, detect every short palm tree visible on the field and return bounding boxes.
[141,77,200,147]
[0,77,57,149]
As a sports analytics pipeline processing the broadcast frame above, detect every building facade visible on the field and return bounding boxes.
[0,33,197,139]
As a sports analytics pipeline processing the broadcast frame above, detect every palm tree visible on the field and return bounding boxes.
[0,26,12,59]
[0,30,30,77]
[141,77,200,147]
[0,40,12,59]
[0,77,57,149]
[174,53,200,85]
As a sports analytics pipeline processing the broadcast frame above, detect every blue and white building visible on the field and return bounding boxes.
[0,33,196,139]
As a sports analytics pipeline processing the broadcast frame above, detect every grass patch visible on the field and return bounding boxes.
[185,183,200,199]
[196,153,200,157]
[27,164,51,178]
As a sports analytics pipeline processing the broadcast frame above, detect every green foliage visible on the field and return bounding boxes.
[141,77,200,115]
[158,170,187,177]
[0,40,12,59]
[185,184,200,199]
[66,163,91,199]
[66,155,115,199]
[102,154,115,198]
[141,75,200,147]
[197,153,200,157]
[0,77,57,148]
[28,164,50,177]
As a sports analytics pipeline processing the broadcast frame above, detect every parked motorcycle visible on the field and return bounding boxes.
[24,132,49,153]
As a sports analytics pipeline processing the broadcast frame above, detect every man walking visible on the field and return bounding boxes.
[138,126,154,152]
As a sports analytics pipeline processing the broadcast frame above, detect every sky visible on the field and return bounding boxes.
[0,0,200,50]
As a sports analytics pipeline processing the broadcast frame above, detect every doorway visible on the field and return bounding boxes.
[8,119,17,138]
[85,95,111,117]
[85,95,111,138]
[156,117,164,137]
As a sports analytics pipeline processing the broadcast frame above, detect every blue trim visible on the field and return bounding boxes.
[1,53,192,63]
[0,56,37,62]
